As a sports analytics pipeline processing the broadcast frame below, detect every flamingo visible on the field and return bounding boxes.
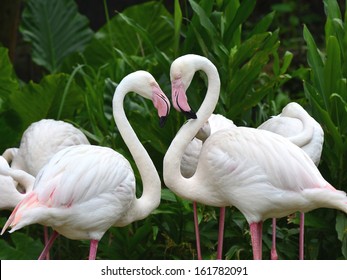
[0,156,34,210]
[3,119,90,177]
[258,102,324,260]
[2,119,90,258]
[187,103,324,260]
[180,114,236,259]
[1,70,170,260]
[163,54,347,260]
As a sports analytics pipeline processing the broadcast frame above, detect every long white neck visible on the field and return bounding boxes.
[113,82,161,224]
[0,168,34,193]
[283,106,314,148]
[163,57,220,201]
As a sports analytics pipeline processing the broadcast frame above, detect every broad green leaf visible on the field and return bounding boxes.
[324,0,342,20]
[20,0,93,73]
[0,47,23,151]
[189,0,218,40]
[161,189,178,203]
[229,33,271,71]
[304,81,344,152]
[80,1,173,69]
[324,36,342,95]
[9,74,84,129]
[280,51,294,75]
[174,0,183,56]
[336,212,347,258]
[0,231,43,260]
[249,11,276,38]
[303,25,326,101]
[0,47,19,101]
[223,0,257,48]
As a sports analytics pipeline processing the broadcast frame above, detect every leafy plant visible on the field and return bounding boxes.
[20,0,93,73]
[303,0,347,259]
[174,0,292,126]
[2,0,343,260]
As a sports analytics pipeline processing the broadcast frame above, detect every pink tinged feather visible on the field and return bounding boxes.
[1,192,39,235]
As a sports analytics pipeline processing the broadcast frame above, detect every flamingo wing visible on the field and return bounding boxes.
[2,145,136,240]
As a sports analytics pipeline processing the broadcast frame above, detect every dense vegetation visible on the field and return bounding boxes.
[0,0,346,260]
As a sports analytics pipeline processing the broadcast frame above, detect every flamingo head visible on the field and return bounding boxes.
[123,71,170,127]
[170,55,197,119]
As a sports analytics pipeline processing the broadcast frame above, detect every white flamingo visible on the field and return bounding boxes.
[180,114,235,259]
[1,71,170,260]
[3,119,90,177]
[163,54,347,259]
[0,156,34,210]
[187,103,324,260]
[2,119,90,258]
[258,102,324,259]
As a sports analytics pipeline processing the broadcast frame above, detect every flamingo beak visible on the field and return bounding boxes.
[171,78,197,119]
[152,85,170,127]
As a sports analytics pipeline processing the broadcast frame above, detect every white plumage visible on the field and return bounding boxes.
[1,71,170,260]
[164,54,347,259]
[0,156,34,210]
[3,119,90,177]
[181,114,236,178]
[258,102,324,259]
[258,102,324,166]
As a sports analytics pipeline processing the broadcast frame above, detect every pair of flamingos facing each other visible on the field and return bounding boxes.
[1,54,346,260]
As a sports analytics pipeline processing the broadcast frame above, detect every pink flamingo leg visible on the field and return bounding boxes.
[299,212,305,260]
[38,230,59,260]
[43,226,50,260]
[216,207,225,260]
[89,239,99,260]
[271,218,278,260]
[250,222,263,260]
[193,201,202,260]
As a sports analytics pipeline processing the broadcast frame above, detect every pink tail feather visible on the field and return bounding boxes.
[1,192,38,235]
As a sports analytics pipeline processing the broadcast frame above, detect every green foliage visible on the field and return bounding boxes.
[0,48,22,149]
[303,0,347,259]
[176,0,292,125]
[20,0,93,73]
[0,218,43,259]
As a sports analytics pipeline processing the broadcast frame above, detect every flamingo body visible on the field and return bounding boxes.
[258,102,324,166]
[164,54,347,259]
[194,127,346,220]
[2,71,170,259]
[181,114,236,178]
[258,102,324,259]
[5,145,135,241]
[3,119,90,177]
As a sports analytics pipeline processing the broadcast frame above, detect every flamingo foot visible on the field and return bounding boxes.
[271,248,278,260]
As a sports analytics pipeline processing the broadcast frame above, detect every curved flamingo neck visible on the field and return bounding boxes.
[113,79,161,223]
[0,167,34,194]
[164,57,220,202]
[282,105,314,148]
